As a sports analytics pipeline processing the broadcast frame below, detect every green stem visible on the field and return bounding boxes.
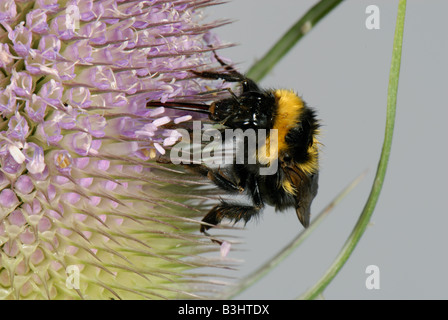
[247,0,344,82]
[219,170,367,299]
[300,0,407,300]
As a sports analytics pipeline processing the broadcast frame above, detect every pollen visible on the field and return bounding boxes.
[55,151,72,169]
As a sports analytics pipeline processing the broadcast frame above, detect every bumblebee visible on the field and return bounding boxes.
[147,53,320,238]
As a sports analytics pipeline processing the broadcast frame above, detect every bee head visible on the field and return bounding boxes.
[209,91,275,129]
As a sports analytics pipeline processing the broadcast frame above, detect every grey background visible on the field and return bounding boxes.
[204,0,448,299]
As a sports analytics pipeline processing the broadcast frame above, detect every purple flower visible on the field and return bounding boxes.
[0,0,234,299]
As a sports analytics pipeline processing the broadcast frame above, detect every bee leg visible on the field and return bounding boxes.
[200,202,261,234]
[210,49,242,76]
[208,169,244,193]
[200,179,265,234]
[192,69,261,95]
[251,178,264,209]
[188,164,243,193]
[224,87,239,102]
[190,69,245,83]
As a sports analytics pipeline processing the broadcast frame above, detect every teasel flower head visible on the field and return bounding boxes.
[0,0,235,299]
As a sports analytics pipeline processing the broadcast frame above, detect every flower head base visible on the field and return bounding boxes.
[1,0,235,299]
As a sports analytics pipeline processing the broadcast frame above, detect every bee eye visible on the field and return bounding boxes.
[283,153,292,163]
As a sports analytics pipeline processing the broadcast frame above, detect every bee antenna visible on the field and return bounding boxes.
[146,101,210,115]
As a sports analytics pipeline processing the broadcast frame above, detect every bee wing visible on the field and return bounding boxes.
[283,164,319,228]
